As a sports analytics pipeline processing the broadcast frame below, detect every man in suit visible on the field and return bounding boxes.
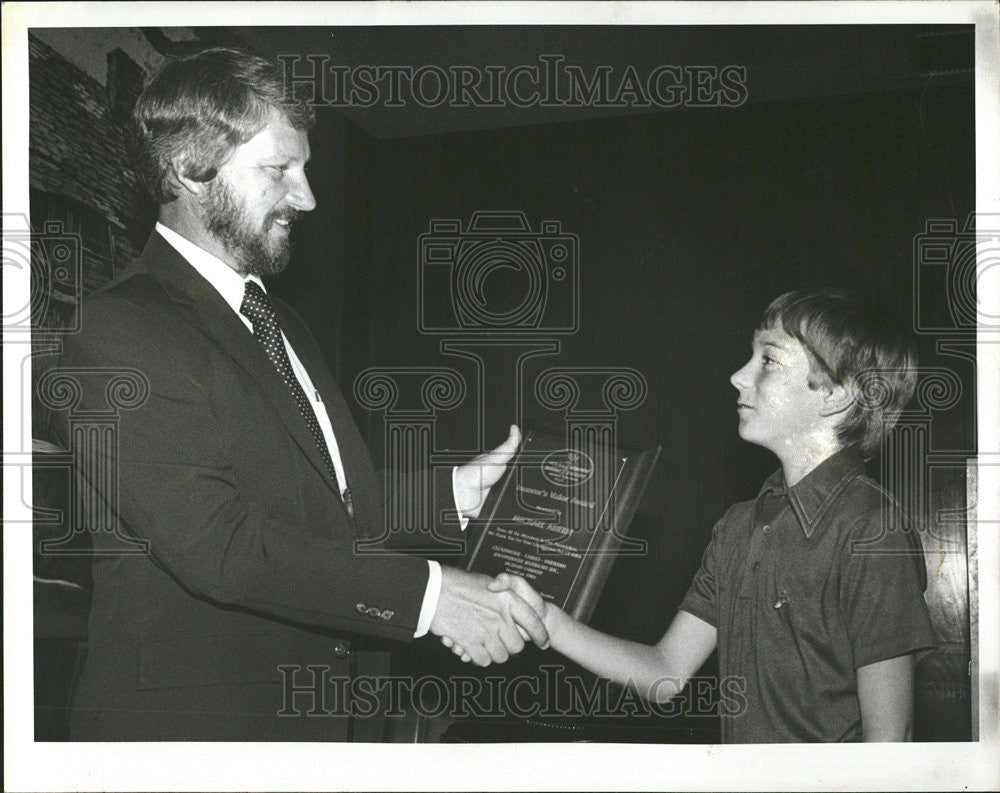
[53,47,547,741]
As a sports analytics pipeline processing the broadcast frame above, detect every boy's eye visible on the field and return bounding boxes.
[762,354,778,367]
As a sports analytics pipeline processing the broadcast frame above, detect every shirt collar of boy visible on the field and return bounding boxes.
[756,447,865,538]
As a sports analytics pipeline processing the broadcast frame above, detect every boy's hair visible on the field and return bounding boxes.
[760,288,918,459]
[131,47,315,204]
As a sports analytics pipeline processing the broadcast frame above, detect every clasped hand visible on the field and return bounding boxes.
[432,571,548,665]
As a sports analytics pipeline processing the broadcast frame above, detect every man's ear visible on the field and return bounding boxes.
[819,381,855,418]
[169,155,214,197]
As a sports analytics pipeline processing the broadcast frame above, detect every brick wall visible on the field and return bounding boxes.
[29,34,157,292]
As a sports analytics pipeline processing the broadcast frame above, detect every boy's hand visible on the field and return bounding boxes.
[489,573,558,644]
[441,572,553,662]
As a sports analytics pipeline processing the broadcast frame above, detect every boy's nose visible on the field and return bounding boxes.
[730,361,750,390]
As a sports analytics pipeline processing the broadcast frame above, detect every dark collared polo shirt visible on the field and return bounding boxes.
[680,448,936,742]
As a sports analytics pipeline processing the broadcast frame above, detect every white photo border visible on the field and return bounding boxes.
[4,2,998,790]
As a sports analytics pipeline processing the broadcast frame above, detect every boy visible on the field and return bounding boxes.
[476,288,936,742]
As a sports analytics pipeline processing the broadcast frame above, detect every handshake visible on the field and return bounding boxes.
[430,569,553,666]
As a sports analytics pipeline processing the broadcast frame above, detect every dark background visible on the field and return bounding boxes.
[29,25,976,742]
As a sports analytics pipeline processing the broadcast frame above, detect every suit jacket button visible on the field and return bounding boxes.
[366,606,381,618]
[380,609,394,621]
[333,641,351,658]
[356,602,367,614]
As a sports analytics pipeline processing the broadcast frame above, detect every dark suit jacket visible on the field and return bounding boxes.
[54,232,455,740]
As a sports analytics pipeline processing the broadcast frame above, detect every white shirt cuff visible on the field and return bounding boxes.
[452,466,470,531]
[414,560,442,638]
[415,468,472,638]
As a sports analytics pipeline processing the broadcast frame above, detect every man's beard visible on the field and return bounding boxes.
[202,179,297,277]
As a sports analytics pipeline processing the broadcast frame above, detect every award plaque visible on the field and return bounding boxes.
[465,430,661,623]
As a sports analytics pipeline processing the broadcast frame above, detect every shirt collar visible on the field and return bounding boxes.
[155,222,266,316]
[757,447,865,538]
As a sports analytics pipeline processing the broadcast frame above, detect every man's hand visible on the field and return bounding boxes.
[443,572,553,664]
[453,424,521,519]
[430,565,548,667]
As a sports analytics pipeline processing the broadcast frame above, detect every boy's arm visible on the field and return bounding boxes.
[487,574,716,702]
[841,504,934,742]
[547,605,717,702]
[857,653,915,741]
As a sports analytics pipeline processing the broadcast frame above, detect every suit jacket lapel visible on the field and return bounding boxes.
[139,233,343,500]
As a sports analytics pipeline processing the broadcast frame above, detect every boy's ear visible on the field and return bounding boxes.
[818,381,855,418]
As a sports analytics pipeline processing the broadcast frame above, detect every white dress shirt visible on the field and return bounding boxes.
[155,222,442,637]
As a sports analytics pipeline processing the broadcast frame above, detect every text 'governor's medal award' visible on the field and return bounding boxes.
[465,430,660,623]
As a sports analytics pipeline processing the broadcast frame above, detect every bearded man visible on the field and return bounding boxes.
[53,47,547,741]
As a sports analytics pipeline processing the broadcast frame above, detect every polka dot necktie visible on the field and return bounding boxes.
[240,280,353,517]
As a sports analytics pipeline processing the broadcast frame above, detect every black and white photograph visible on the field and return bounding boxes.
[3,2,998,790]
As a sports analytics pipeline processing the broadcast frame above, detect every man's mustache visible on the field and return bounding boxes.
[267,209,302,225]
